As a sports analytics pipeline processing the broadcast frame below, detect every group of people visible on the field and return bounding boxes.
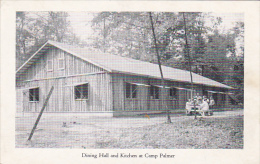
[185,94,215,116]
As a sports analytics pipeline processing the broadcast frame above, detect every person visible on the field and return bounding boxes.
[193,97,197,106]
[185,99,192,115]
[197,96,203,105]
[209,96,215,107]
[203,95,209,103]
[193,93,199,102]
[199,97,210,116]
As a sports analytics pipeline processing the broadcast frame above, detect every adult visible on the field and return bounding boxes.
[203,95,209,103]
[197,96,203,105]
[209,96,215,107]
[185,99,192,115]
[199,98,210,116]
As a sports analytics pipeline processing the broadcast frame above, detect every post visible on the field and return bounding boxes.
[28,86,54,141]
[182,13,196,119]
[149,12,171,123]
[103,16,106,53]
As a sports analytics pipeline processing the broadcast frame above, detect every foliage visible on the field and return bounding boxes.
[91,12,244,103]
[16,11,244,103]
[16,11,81,69]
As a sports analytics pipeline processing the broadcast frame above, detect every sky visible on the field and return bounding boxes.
[208,12,244,33]
[68,12,244,43]
[68,12,96,41]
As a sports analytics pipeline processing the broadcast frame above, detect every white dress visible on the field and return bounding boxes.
[200,101,209,112]
[186,102,191,111]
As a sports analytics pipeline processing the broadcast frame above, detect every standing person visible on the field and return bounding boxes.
[208,96,215,116]
[209,96,215,108]
[199,97,210,116]
[203,95,209,103]
[185,99,192,115]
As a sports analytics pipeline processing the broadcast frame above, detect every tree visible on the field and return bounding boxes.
[16,11,81,69]
[202,32,235,82]
[91,12,155,61]
[16,12,34,67]
[227,21,244,103]
[149,12,172,123]
[163,12,208,71]
[90,12,206,68]
[90,12,244,104]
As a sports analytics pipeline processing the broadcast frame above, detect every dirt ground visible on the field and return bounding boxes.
[15,110,243,149]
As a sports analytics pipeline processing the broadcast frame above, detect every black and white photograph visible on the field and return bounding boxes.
[0,1,259,164]
[15,11,244,149]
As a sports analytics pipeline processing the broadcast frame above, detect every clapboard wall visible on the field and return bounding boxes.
[16,46,112,112]
[111,73,229,111]
[111,73,187,111]
[16,46,229,114]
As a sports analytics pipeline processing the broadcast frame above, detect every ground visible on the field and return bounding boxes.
[16,110,243,149]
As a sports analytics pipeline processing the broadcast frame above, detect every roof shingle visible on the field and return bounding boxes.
[16,40,232,89]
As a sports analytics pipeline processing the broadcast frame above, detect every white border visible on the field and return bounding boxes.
[1,1,259,164]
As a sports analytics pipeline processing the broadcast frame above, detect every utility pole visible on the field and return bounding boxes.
[182,13,196,119]
[149,12,171,123]
[28,86,54,141]
[103,16,106,53]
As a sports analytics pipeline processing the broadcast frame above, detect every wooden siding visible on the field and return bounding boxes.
[17,47,104,82]
[16,47,112,112]
[111,73,228,111]
[16,46,229,113]
[112,74,179,111]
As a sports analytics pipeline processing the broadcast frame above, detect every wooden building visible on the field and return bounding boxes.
[16,40,232,116]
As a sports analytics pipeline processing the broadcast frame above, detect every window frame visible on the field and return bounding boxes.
[29,87,40,102]
[150,85,160,99]
[169,88,177,98]
[47,60,53,72]
[212,93,218,105]
[58,52,65,70]
[202,89,208,97]
[221,93,226,101]
[125,82,138,99]
[74,83,89,100]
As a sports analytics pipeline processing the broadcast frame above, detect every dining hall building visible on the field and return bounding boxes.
[16,40,233,116]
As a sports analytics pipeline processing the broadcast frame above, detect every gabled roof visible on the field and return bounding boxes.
[16,40,232,89]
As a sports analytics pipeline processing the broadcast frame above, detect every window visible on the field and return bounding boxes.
[47,60,53,71]
[202,89,208,97]
[75,83,89,100]
[58,59,64,69]
[150,85,159,99]
[58,52,65,70]
[29,87,39,102]
[170,88,177,97]
[125,82,137,98]
[212,93,218,105]
[221,94,226,101]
